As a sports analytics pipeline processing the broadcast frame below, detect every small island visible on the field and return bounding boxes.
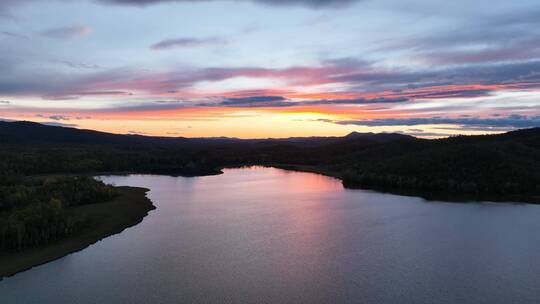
[0,176,155,279]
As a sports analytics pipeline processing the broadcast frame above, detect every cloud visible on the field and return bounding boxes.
[382,8,540,65]
[36,114,70,121]
[428,46,540,66]
[2,57,540,107]
[34,114,89,120]
[305,97,410,105]
[97,100,191,113]
[0,64,345,98]
[41,25,92,39]
[0,100,10,104]
[127,130,149,135]
[434,125,515,132]
[398,88,495,99]
[218,95,289,107]
[52,60,103,70]
[56,94,409,114]
[151,37,227,50]
[49,115,70,121]
[0,0,32,17]
[1,31,29,39]
[42,90,133,100]
[227,96,411,107]
[40,121,79,127]
[334,115,540,129]
[399,131,454,138]
[98,0,361,9]
[0,0,361,19]
[332,60,540,97]
[198,95,412,108]
[418,37,540,65]
[85,94,411,112]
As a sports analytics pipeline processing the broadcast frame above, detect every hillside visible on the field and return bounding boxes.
[341,128,540,200]
[0,121,539,201]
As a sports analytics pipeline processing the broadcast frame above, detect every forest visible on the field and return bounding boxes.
[0,176,117,251]
[0,121,539,202]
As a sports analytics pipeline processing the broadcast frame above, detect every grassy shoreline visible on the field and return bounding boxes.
[0,186,155,280]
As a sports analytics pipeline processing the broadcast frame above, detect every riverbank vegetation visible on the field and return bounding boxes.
[0,176,118,251]
[340,131,540,199]
[0,185,154,278]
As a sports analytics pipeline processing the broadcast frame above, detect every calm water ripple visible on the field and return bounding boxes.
[1,167,539,303]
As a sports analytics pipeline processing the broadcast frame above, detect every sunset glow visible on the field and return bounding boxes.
[1,0,539,137]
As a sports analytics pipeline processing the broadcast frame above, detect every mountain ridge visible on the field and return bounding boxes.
[1,120,539,202]
[0,120,414,145]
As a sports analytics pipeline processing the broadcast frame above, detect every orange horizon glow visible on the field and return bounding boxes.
[2,81,539,139]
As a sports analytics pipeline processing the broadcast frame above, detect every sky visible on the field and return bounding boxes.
[0,0,539,138]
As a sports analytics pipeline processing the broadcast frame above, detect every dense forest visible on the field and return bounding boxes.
[0,121,539,202]
[0,176,117,251]
[341,134,540,197]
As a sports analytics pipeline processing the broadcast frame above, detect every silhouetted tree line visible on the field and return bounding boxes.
[341,141,540,197]
[0,123,539,203]
[0,176,117,251]
[0,145,221,176]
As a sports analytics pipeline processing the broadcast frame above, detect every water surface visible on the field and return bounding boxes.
[1,167,540,303]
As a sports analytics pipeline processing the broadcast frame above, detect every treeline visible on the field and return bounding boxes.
[0,176,117,251]
[0,122,539,202]
[341,140,540,197]
[0,145,221,176]
[221,129,540,199]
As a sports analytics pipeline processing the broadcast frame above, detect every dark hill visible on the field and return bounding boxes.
[0,121,176,145]
[0,120,538,202]
[0,120,411,146]
[342,128,540,201]
[344,131,412,142]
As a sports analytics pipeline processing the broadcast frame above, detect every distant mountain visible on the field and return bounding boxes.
[344,131,413,142]
[2,120,538,201]
[0,120,412,146]
[341,127,540,201]
[0,121,249,146]
[0,121,163,145]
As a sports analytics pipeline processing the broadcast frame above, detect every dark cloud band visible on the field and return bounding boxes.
[334,116,540,129]
[151,37,227,50]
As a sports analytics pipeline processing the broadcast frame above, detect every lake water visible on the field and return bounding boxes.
[1,167,540,303]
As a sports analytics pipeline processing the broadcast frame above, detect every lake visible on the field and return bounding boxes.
[1,167,540,303]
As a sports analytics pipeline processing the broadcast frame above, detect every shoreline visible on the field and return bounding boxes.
[94,165,538,204]
[0,186,156,280]
[1,167,537,280]
[252,164,540,204]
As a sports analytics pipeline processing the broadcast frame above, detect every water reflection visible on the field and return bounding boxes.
[1,167,540,304]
